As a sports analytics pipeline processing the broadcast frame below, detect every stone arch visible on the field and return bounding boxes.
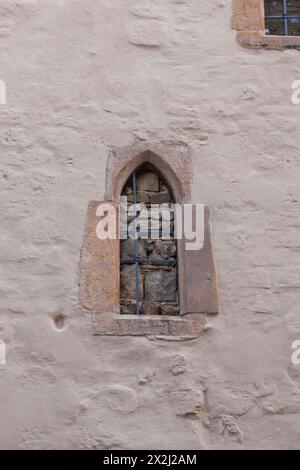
[105,142,192,204]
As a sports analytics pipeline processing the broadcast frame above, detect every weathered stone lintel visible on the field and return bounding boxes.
[93,313,207,338]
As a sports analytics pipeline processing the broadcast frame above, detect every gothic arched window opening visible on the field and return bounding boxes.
[120,163,179,316]
[80,143,218,337]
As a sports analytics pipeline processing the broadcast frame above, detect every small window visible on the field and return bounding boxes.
[233,0,300,49]
[80,143,219,337]
[265,0,300,36]
[120,163,179,316]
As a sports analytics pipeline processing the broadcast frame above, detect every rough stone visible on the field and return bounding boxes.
[120,239,146,258]
[160,304,179,316]
[129,191,150,203]
[140,301,158,316]
[119,302,137,315]
[151,240,177,259]
[149,191,171,204]
[136,172,159,192]
[124,185,132,196]
[145,269,177,302]
[120,265,143,300]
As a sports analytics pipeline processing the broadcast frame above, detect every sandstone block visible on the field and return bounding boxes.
[181,206,219,315]
[80,201,119,313]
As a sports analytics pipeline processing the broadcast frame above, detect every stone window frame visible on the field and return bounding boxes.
[232,0,300,49]
[80,143,219,339]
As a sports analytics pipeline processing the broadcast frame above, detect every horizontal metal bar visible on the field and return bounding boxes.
[121,257,177,266]
[121,235,175,238]
[124,231,175,235]
[265,16,300,20]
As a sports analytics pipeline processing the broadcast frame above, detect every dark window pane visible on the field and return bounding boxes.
[264,0,284,17]
[288,17,300,35]
[265,18,285,35]
[265,1,300,36]
[287,1,300,16]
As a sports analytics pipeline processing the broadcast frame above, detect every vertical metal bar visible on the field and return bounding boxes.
[283,0,289,35]
[132,171,140,315]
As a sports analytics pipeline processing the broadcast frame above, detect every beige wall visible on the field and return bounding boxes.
[1,0,300,449]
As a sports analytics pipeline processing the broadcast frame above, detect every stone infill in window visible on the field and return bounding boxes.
[120,164,179,317]
[232,0,300,50]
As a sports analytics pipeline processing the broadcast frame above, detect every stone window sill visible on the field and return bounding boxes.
[93,313,208,340]
[237,31,300,50]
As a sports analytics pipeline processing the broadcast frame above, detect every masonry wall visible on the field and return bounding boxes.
[1,0,300,450]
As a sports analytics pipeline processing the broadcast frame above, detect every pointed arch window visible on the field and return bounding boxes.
[80,143,218,337]
[120,163,179,316]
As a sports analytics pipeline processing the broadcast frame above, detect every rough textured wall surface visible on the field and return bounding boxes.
[1,0,300,450]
